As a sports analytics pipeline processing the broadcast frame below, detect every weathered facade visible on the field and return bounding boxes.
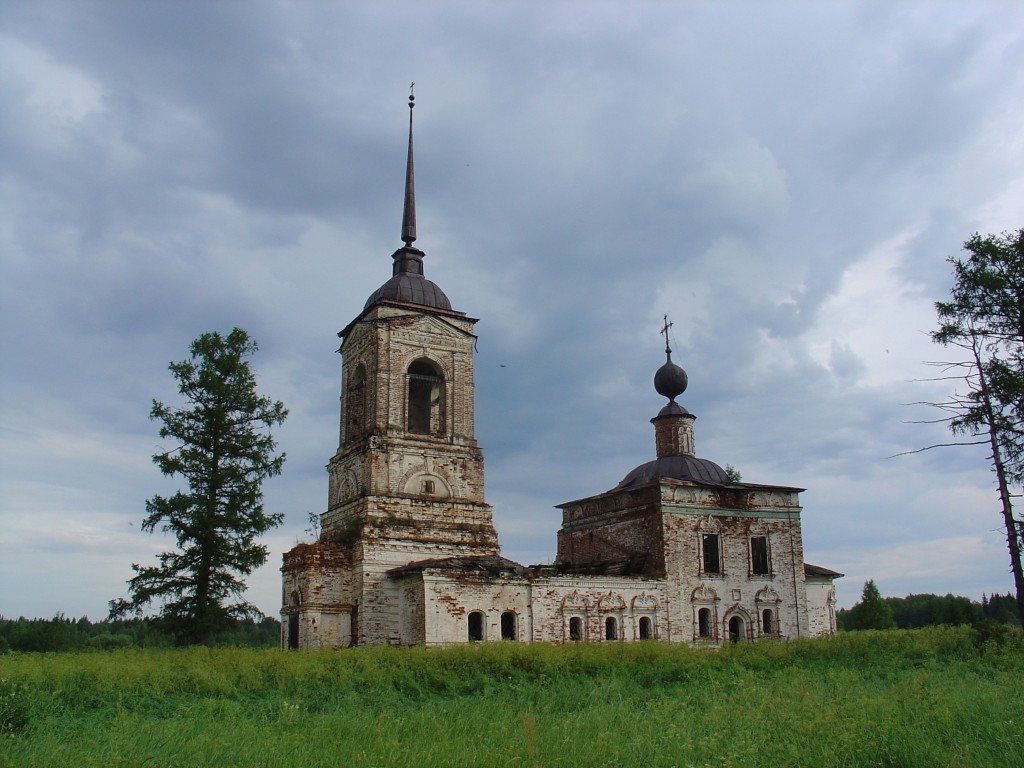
[281,98,841,648]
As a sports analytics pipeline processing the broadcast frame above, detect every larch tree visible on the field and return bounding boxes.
[928,229,1024,625]
[110,328,288,644]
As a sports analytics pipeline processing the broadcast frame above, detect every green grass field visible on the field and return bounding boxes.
[2,626,1022,767]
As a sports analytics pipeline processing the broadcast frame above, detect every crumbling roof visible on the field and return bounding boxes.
[388,555,527,577]
[804,563,844,578]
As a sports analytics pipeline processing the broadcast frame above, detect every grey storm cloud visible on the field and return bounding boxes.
[1,0,1023,620]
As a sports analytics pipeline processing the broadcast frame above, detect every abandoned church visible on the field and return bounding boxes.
[280,97,842,648]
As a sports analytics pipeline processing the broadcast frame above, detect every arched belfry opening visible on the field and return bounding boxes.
[344,363,367,444]
[407,358,445,435]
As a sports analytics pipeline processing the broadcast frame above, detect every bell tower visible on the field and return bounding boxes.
[314,90,498,645]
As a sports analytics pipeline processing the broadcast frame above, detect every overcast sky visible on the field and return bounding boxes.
[2,1,1023,621]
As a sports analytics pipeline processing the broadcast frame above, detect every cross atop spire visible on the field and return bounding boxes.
[661,315,674,357]
[401,84,417,247]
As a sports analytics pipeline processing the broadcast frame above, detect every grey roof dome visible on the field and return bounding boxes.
[364,272,452,311]
[616,455,728,489]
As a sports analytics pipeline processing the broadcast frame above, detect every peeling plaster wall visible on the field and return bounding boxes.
[529,577,667,643]
[280,542,355,648]
[419,573,533,645]
[805,577,838,637]
[283,273,840,648]
[660,488,810,643]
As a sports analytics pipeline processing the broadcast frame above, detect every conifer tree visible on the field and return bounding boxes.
[846,580,895,630]
[110,328,287,644]
[929,229,1024,624]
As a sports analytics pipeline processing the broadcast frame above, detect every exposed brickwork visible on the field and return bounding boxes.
[282,240,841,648]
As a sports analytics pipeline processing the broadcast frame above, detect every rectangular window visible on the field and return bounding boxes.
[702,534,721,574]
[751,536,770,575]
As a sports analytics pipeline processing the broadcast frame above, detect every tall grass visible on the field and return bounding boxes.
[2,626,1021,767]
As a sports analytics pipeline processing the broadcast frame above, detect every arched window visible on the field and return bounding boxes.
[468,611,485,642]
[761,609,774,635]
[698,608,712,638]
[407,359,445,435]
[728,616,745,642]
[604,616,618,641]
[287,592,300,649]
[345,363,367,442]
[501,611,517,641]
[568,616,583,642]
[638,616,652,640]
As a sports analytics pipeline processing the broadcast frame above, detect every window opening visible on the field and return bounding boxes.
[346,364,367,442]
[751,536,770,575]
[287,592,300,649]
[468,611,485,642]
[698,608,712,638]
[421,479,435,495]
[762,609,774,635]
[568,616,583,642]
[501,611,517,641]
[702,533,721,574]
[728,616,744,642]
[638,616,652,640]
[605,616,618,641]
[407,360,444,435]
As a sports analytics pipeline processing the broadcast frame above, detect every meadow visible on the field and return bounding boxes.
[1,626,1021,768]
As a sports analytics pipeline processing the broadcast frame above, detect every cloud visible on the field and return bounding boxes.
[1,0,1023,620]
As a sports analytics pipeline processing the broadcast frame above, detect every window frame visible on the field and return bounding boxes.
[750,535,770,576]
[701,533,722,575]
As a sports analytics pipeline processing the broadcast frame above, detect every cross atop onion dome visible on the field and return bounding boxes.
[654,315,688,402]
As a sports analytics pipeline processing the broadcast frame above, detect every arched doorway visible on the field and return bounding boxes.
[728,616,745,642]
[568,616,583,642]
[468,611,485,642]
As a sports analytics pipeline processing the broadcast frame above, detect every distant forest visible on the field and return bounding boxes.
[0,614,280,653]
[1,593,1018,652]
[837,592,1020,632]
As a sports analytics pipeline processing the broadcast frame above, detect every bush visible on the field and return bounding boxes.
[0,679,30,735]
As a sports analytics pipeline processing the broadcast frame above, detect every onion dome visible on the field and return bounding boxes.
[653,315,688,401]
[612,316,727,488]
[654,356,688,401]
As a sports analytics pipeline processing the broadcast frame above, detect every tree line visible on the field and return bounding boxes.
[838,581,1020,631]
[0,614,281,653]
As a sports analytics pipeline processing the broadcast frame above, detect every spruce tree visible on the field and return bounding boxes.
[847,580,895,630]
[110,328,287,644]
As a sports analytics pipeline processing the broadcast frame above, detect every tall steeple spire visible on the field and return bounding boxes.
[401,83,416,248]
[360,86,452,312]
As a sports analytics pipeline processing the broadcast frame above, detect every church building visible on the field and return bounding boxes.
[281,96,841,648]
